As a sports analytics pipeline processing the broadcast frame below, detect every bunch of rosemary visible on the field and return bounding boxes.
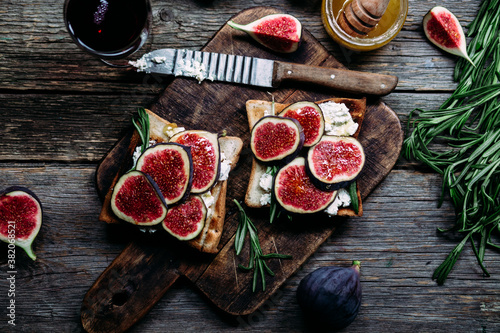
[403,0,500,284]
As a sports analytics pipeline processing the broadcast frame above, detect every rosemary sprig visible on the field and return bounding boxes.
[132,107,150,154]
[234,199,292,292]
[403,0,500,284]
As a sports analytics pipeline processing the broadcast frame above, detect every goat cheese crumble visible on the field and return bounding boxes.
[325,188,351,216]
[319,101,358,137]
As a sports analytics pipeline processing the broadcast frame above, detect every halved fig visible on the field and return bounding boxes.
[111,170,167,226]
[274,157,337,214]
[306,136,365,191]
[162,195,206,241]
[0,186,42,260]
[169,130,220,194]
[250,115,305,164]
[136,143,193,205]
[228,14,302,53]
[280,101,325,147]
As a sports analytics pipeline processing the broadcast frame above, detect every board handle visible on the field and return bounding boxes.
[81,240,181,333]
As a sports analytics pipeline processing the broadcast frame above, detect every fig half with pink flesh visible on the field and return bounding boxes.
[251,115,305,164]
[423,6,474,66]
[162,195,206,241]
[228,13,302,53]
[111,170,167,226]
[136,143,193,205]
[280,101,325,147]
[274,157,337,214]
[306,136,365,191]
[169,130,220,194]
[0,186,42,260]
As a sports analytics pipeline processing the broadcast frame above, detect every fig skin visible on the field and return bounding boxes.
[0,186,43,260]
[110,170,168,226]
[169,130,221,194]
[297,261,362,330]
[250,115,305,165]
[228,13,303,53]
[280,101,325,147]
[273,157,337,214]
[306,136,365,192]
[136,142,193,205]
[162,195,207,241]
[423,6,474,66]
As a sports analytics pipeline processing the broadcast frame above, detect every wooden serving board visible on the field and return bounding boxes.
[82,6,403,333]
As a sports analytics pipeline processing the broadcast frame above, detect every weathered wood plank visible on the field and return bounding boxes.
[0,165,498,332]
[0,0,480,93]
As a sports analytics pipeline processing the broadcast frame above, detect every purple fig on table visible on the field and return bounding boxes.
[0,186,43,260]
[228,13,302,53]
[423,6,474,66]
[297,261,362,330]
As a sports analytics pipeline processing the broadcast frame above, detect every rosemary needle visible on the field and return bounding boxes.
[233,199,292,292]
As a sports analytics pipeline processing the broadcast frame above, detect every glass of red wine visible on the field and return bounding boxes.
[64,0,152,67]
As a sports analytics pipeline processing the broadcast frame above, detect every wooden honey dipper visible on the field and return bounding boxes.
[337,0,390,37]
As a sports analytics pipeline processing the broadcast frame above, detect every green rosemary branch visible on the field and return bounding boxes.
[403,0,500,284]
[234,199,292,292]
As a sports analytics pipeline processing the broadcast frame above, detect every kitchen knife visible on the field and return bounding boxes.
[130,48,398,96]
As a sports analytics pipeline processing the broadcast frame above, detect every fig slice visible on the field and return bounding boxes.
[136,143,193,205]
[0,186,42,260]
[162,195,206,241]
[250,115,305,164]
[110,170,167,226]
[280,101,325,147]
[306,136,365,191]
[227,13,302,53]
[423,6,474,66]
[169,130,220,194]
[274,157,337,214]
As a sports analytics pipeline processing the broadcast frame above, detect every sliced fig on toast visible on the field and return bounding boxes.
[162,195,206,241]
[280,101,325,147]
[0,186,42,260]
[111,170,167,226]
[274,157,337,214]
[306,136,365,191]
[250,115,304,164]
[169,130,220,194]
[136,143,193,205]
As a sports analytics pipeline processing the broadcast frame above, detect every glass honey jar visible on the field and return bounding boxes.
[322,0,408,51]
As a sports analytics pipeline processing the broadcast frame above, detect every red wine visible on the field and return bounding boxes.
[64,0,151,58]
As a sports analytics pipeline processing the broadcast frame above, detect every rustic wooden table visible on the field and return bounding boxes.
[1,0,499,332]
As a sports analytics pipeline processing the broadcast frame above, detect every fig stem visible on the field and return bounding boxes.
[21,244,36,261]
[227,20,249,32]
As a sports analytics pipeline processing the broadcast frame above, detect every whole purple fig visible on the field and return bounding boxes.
[296,261,362,330]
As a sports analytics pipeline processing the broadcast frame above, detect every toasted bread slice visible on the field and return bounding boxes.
[99,109,243,253]
[244,97,366,217]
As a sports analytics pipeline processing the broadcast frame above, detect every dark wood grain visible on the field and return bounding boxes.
[85,7,403,331]
[1,0,500,332]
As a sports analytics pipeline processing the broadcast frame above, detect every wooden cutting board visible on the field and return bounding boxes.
[82,6,403,333]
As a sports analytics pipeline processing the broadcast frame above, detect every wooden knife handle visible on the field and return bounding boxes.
[81,240,181,333]
[274,61,398,96]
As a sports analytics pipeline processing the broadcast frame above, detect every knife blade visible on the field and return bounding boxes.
[129,48,398,96]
